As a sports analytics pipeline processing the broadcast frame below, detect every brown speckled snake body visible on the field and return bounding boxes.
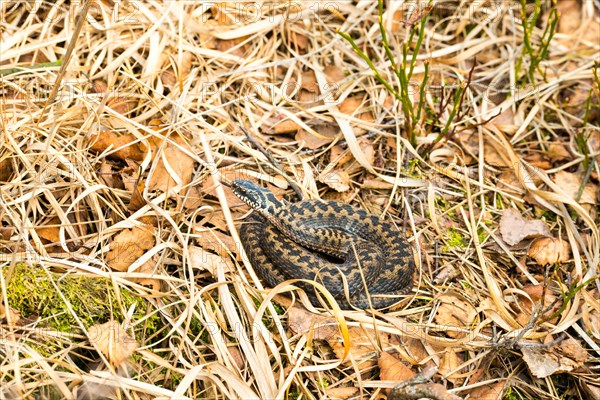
[231,180,414,309]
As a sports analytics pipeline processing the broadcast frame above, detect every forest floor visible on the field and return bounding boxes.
[0,1,599,399]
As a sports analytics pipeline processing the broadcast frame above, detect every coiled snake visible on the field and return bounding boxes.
[231,180,415,309]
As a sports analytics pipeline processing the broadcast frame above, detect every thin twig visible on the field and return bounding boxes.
[239,126,304,199]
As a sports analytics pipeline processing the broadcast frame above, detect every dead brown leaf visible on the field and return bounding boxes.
[272,119,302,135]
[528,237,570,266]
[438,349,462,384]
[301,70,319,92]
[0,304,21,323]
[433,293,477,339]
[216,36,249,57]
[324,387,359,399]
[88,321,139,366]
[582,293,600,341]
[106,225,155,272]
[359,138,375,167]
[36,217,61,244]
[583,383,600,400]
[289,27,308,51]
[378,352,415,395]
[328,326,397,370]
[295,123,339,150]
[324,65,345,86]
[488,107,519,135]
[467,381,507,400]
[318,169,351,192]
[513,284,559,327]
[521,338,588,378]
[546,143,571,161]
[287,306,338,341]
[499,209,551,246]
[553,170,598,205]
[127,256,160,291]
[379,352,415,382]
[195,229,240,259]
[189,245,234,278]
[396,337,431,367]
[556,0,581,35]
[146,130,195,194]
[0,158,13,181]
[88,130,145,162]
[106,96,135,115]
[339,95,375,131]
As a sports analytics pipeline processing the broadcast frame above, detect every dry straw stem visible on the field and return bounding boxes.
[0,1,599,399]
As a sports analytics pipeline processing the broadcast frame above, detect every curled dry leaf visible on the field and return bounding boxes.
[466,381,507,400]
[499,209,551,246]
[296,122,339,150]
[146,130,195,195]
[329,326,398,370]
[433,293,477,339]
[438,349,462,384]
[36,216,62,244]
[318,169,351,192]
[514,284,560,326]
[189,245,234,278]
[521,338,588,378]
[88,321,139,366]
[106,225,155,272]
[287,305,338,341]
[378,352,415,395]
[128,256,160,292]
[553,170,598,205]
[289,306,399,370]
[89,129,145,162]
[546,143,571,161]
[324,387,359,400]
[528,237,570,266]
[581,293,600,341]
[0,304,21,323]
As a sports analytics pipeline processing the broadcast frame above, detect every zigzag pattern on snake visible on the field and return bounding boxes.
[231,179,415,309]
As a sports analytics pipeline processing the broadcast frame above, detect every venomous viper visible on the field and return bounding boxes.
[231,179,415,309]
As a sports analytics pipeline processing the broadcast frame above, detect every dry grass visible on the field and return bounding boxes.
[0,1,599,399]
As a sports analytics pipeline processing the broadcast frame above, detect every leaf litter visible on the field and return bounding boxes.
[0,1,599,399]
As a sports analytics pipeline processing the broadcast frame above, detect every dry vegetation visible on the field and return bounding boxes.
[0,1,599,399]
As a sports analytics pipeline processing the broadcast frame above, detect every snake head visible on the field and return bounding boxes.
[230,179,282,217]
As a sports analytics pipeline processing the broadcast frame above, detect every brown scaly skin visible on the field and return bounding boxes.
[231,179,415,309]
